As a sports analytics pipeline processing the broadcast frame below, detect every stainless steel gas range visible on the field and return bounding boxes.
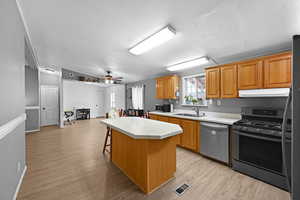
[232,107,291,190]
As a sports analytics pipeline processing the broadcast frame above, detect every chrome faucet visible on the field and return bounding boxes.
[193,106,202,117]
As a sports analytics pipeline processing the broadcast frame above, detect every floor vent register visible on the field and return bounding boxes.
[175,183,190,196]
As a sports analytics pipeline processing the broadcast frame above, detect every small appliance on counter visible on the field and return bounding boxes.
[232,107,291,190]
[155,104,173,112]
[155,104,163,111]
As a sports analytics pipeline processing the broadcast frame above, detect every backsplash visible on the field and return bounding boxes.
[173,97,287,114]
[126,78,287,114]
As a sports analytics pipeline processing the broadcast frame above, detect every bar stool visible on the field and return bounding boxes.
[102,113,111,154]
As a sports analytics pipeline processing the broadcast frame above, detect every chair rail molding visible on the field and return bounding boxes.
[0,113,26,141]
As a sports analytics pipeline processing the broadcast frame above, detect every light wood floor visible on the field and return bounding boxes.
[18,119,290,200]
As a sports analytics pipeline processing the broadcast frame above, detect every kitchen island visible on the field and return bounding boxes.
[100,117,183,194]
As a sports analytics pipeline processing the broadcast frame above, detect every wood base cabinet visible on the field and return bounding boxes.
[168,117,182,145]
[111,129,177,194]
[149,114,158,120]
[149,114,199,152]
[180,119,199,151]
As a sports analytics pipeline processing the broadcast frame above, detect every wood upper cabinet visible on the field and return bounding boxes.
[238,60,263,90]
[220,65,238,98]
[205,51,291,98]
[264,53,291,88]
[155,75,179,99]
[180,119,198,151]
[155,78,165,99]
[167,75,179,99]
[206,67,220,98]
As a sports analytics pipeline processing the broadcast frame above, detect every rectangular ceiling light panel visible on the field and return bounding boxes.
[129,26,176,55]
[167,57,209,71]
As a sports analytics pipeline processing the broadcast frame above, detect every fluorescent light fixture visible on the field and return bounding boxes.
[129,25,176,55]
[166,57,209,71]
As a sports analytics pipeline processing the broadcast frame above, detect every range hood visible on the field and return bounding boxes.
[239,88,290,97]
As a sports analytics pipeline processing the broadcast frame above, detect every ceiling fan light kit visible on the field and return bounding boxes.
[99,71,123,84]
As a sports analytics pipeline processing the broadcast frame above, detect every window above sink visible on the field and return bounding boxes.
[182,73,207,107]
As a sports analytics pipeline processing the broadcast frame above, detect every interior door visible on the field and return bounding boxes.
[95,90,105,118]
[41,86,59,126]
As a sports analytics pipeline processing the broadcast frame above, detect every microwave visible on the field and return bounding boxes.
[155,104,172,112]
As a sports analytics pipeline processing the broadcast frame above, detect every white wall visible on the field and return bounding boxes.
[63,81,125,118]
[104,85,125,113]
[40,70,60,86]
[0,0,26,199]
[63,80,105,118]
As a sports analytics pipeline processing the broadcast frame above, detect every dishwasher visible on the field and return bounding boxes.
[200,122,229,163]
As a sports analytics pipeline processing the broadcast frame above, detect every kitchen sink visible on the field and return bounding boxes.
[174,113,205,117]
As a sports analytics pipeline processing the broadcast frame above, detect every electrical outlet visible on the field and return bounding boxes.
[217,100,221,106]
[17,161,21,173]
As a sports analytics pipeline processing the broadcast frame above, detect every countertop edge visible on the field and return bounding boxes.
[149,111,240,125]
[100,120,183,140]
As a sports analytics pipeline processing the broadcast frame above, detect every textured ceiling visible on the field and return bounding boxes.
[19,0,300,82]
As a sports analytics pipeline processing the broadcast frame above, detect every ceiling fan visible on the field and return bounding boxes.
[99,71,123,84]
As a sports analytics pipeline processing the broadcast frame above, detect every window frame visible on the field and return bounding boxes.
[181,73,207,107]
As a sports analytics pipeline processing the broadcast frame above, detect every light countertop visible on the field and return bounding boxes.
[100,117,183,139]
[149,110,241,125]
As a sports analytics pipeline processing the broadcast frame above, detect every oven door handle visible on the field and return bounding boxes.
[233,131,282,142]
[281,88,292,191]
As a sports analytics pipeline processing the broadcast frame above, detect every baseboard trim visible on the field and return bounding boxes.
[25,129,40,134]
[13,165,27,200]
